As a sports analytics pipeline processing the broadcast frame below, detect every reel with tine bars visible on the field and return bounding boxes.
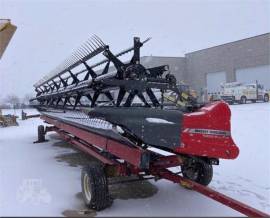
[32,35,184,110]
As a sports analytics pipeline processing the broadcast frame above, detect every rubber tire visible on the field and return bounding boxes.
[181,158,213,186]
[81,163,112,211]
[38,125,45,142]
[240,96,247,104]
[264,94,269,102]
[229,96,235,105]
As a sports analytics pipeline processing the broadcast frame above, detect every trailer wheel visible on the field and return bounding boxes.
[81,164,112,211]
[240,96,247,104]
[228,96,235,105]
[38,125,45,142]
[231,96,235,105]
[181,158,213,186]
[264,94,269,102]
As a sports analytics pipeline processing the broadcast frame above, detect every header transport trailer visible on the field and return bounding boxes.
[30,36,269,216]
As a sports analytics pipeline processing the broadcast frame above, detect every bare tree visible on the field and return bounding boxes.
[5,94,20,108]
[22,93,33,105]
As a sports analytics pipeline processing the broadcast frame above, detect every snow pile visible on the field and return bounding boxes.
[146,117,174,124]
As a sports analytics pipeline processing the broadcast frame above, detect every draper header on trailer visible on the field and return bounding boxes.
[31,36,268,217]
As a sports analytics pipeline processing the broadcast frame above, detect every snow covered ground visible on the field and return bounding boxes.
[0,104,269,216]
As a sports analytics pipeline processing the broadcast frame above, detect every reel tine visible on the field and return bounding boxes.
[61,60,67,68]
[93,34,105,46]
[73,52,82,60]
[86,39,95,51]
[81,45,90,55]
[64,58,69,65]
[68,56,73,63]
[79,45,88,55]
[85,43,94,53]
[82,43,92,53]
[65,59,71,68]
[78,48,86,58]
[69,56,75,64]
[84,42,93,52]
[71,54,78,62]
[80,48,88,59]
[95,35,106,46]
[71,54,77,61]
[63,63,67,71]
[90,36,100,47]
[66,57,73,66]
[64,62,69,70]
[92,36,103,47]
[72,53,80,61]
[90,36,99,49]
[66,59,72,67]
[75,49,83,59]
[62,60,67,68]
[79,48,87,58]
[74,52,80,60]
[90,40,98,50]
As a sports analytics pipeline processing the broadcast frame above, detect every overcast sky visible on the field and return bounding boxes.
[0,0,269,99]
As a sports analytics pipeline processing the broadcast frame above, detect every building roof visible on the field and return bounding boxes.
[185,32,270,55]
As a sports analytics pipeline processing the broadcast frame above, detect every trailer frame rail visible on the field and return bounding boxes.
[38,114,269,217]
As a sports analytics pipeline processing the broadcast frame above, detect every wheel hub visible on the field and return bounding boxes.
[83,174,92,202]
[123,64,147,80]
[184,165,200,181]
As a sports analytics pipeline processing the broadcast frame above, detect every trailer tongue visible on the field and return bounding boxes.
[30,36,269,216]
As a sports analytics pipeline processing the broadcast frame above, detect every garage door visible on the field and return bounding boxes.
[236,65,270,90]
[206,71,226,94]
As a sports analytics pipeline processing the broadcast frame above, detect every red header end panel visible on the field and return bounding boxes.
[175,101,239,159]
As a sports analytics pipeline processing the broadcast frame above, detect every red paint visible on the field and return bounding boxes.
[175,101,240,159]
[55,129,116,165]
[150,155,183,169]
[152,168,269,217]
[41,115,146,168]
[106,138,147,168]
[39,113,269,217]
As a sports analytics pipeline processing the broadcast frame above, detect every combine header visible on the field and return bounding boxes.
[30,36,268,216]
